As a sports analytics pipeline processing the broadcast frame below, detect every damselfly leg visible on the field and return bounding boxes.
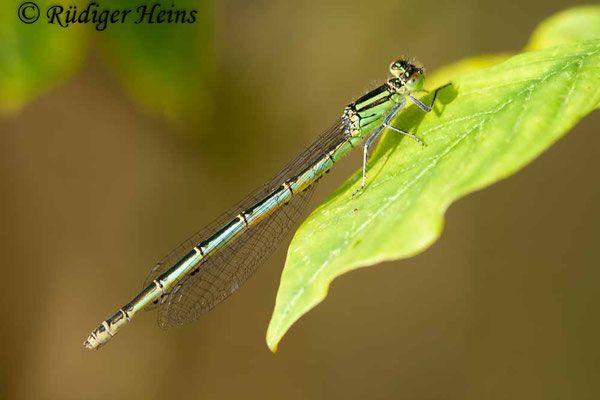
[352,83,450,196]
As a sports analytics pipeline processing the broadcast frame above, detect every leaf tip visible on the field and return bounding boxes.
[266,331,280,353]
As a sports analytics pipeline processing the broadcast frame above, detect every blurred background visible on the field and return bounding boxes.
[1,0,599,399]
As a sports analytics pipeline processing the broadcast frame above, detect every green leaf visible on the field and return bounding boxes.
[98,0,214,122]
[526,5,600,51]
[426,53,513,90]
[0,0,88,113]
[426,5,600,93]
[267,5,600,352]
[267,40,600,351]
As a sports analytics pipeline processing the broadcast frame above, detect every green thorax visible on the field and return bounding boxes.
[344,78,406,138]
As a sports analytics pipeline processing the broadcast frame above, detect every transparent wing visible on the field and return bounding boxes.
[142,119,349,326]
[159,184,316,328]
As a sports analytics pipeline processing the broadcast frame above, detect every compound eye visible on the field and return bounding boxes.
[389,61,405,77]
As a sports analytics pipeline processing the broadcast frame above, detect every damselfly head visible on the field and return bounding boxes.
[389,59,424,92]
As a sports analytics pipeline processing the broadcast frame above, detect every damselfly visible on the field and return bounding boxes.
[84,58,449,349]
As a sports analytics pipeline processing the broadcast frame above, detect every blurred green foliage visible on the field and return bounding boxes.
[1,0,88,112]
[99,0,214,122]
[0,0,213,121]
[268,6,600,351]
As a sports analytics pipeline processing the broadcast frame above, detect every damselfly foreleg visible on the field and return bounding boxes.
[408,82,452,112]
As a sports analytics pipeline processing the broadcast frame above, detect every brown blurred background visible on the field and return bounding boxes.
[2,0,599,399]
